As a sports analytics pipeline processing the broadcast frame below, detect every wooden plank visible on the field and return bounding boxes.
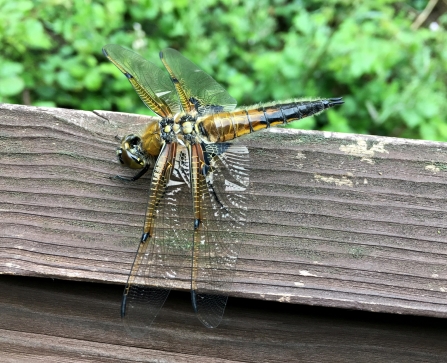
[1,275,446,362]
[1,103,447,318]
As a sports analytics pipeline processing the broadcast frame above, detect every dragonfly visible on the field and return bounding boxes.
[103,44,343,335]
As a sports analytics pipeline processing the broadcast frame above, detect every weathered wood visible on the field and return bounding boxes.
[1,275,446,362]
[1,103,447,318]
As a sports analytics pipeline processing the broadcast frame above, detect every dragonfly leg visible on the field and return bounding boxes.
[111,164,150,182]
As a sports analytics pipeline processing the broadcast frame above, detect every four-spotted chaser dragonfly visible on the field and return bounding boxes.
[103,44,343,335]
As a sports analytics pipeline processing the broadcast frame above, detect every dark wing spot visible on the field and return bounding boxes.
[125,72,133,79]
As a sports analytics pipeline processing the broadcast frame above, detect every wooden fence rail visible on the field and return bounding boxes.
[2,102,447,319]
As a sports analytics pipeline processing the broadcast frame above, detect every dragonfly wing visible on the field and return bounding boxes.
[159,48,237,115]
[103,44,181,117]
[121,142,193,336]
[189,143,250,328]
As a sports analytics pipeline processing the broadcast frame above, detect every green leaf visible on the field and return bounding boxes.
[84,69,102,91]
[0,61,24,77]
[24,19,51,49]
[33,100,56,107]
[0,76,25,96]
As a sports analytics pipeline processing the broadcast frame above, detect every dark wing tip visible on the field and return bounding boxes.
[120,294,127,318]
[102,47,109,57]
[159,50,164,59]
[191,289,198,313]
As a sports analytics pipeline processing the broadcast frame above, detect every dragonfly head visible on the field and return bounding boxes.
[116,134,147,169]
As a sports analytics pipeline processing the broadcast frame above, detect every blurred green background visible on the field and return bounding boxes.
[1,0,446,140]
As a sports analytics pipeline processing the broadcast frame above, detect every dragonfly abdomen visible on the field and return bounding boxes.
[198,98,343,143]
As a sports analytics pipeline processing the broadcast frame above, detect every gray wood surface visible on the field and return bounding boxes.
[1,103,447,319]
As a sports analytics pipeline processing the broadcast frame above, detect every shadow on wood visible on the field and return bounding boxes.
[1,275,446,362]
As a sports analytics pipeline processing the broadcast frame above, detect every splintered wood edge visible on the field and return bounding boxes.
[1,103,447,318]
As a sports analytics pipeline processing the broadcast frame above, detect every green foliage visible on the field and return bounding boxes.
[0,0,446,140]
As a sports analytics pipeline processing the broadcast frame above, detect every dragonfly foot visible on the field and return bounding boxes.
[110,174,135,182]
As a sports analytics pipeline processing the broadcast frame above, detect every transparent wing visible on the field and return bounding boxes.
[103,44,181,117]
[159,48,237,115]
[189,143,250,328]
[121,143,193,337]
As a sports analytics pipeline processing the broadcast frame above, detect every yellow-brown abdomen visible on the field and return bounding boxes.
[198,98,343,143]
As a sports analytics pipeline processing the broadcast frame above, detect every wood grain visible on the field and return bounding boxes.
[1,103,447,318]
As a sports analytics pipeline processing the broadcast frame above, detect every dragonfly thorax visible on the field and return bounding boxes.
[160,113,200,146]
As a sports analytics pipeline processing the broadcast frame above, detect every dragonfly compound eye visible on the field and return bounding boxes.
[118,134,147,169]
[119,148,146,169]
[116,149,125,164]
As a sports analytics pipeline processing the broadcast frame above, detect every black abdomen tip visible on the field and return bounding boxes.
[322,97,344,109]
[328,97,344,106]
